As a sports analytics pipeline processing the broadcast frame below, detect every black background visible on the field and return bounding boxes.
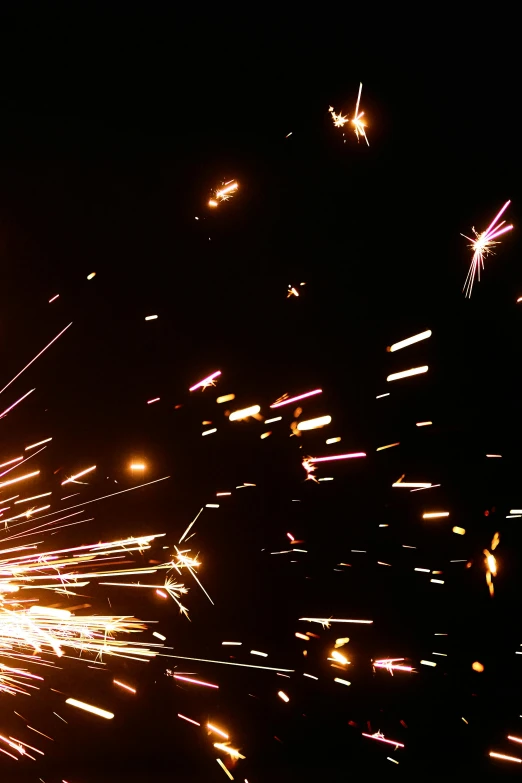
[1,7,522,782]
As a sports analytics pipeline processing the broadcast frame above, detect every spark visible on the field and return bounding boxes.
[214,742,245,760]
[87,272,96,280]
[0,470,40,490]
[393,481,431,488]
[376,442,400,451]
[189,371,222,391]
[206,503,219,508]
[0,389,35,420]
[0,457,23,469]
[113,679,136,694]
[14,493,52,505]
[387,366,428,382]
[250,650,268,657]
[299,618,372,627]
[172,674,219,689]
[216,492,231,496]
[486,454,502,457]
[216,758,234,779]
[167,655,294,672]
[208,723,229,739]
[484,534,499,596]
[329,106,349,127]
[263,417,282,425]
[260,431,271,439]
[295,633,309,641]
[489,751,522,763]
[376,393,390,399]
[270,389,322,408]
[422,512,449,519]
[153,632,166,641]
[0,322,73,397]
[431,579,444,584]
[303,673,318,680]
[326,437,341,444]
[334,677,351,686]
[147,397,160,404]
[416,421,432,427]
[287,286,300,298]
[202,428,217,436]
[472,662,484,672]
[297,415,332,431]
[178,714,200,726]
[144,315,158,321]
[65,699,114,720]
[229,405,260,421]
[217,394,235,404]
[278,690,290,702]
[330,650,350,665]
[309,452,366,463]
[420,660,436,667]
[25,438,52,451]
[362,732,404,748]
[388,330,432,352]
[462,200,513,297]
[508,736,522,744]
[222,642,242,646]
[352,82,369,145]
[130,463,146,470]
[48,294,59,303]
[61,465,96,485]
[453,526,466,535]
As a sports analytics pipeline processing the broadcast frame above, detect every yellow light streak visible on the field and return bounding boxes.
[129,462,146,470]
[214,742,245,759]
[326,437,341,444]
[387,366,428,382]
[229,405,261,421]
[208,723,229,739]
[388,330,432,352]
[216,758,234,779]
[453,526,466,535]
[217,394,235,404]
[202,428,217,436]
[297,415,332,431]
[65,698,114,719]
[113,679,136,694]
[376,442,400,451]
[87,272,96,280]
[422,512,449,519]
[334,678,351,686]
[416,421,432,427]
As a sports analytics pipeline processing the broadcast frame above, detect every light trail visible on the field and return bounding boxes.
[24,438,52,451]
[489,751,522,763]
[0,323,73,397]
[178,714,200,726]
[388,330,432,352]
[61,466,96,485]
[216,758,234,780]
[270,389,322,408]
[0,470,40,490]
[387,366,428,382]
[189,371,222,391]
[229,405,260,421]
[172,675,218,689]
[362,732,404,748]
[217,393,235,404]
[0,389,35,420]
[278,691,289,702]
[422,512,449,519]
[65,699,114,720]
[309,452,366,463]
[297,415,332,431]
[462,200,513,297]
[166,655,294,672]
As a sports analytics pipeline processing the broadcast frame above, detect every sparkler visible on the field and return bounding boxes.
[208,181,238,207]
[270,389,322,408]
[328,106,349,128]
[462,200,513,297]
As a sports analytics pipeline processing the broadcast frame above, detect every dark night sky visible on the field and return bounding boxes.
[1,9,522,782]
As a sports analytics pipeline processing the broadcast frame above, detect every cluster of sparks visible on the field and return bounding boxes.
[329,82,369,145]
[462,200,513,297]
[208,180,239,208]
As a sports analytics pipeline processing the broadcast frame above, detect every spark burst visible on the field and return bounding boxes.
[462,200,513,297]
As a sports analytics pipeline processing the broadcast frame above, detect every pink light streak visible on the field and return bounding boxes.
[173,675,219,689]
[463,200,513,297]
[48,294,60,303]
[147,397,160,404]
[310,452,366,463]
[270,389,322,408]
[0,389,35,420]
[189,371,221,391]
[178,714,201,726]
[0,322,73,397]
[362,733,405,748]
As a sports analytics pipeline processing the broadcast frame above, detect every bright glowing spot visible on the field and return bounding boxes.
[147,397,160,404]
[420,660,436,667]
[414,568,430,572]
[326,437,341,444]
[250,650,268,657]
[486,454,502,458]
[430,579,444,584]
[260,431,272,439]
[265,416,282,424]
[130,463,146,471]
[278,690,290,702]
[145,315,158,321]
[217,394,235,404]
[14,491,52,504]
[49,294,60,303]
[153,632,166,641]
[422,512,449,519]
[416,421,432,427]
[229,405,260,421]
[334,678,351,686]
[65,698,114,719]
[295,633,309,641]
[202,428,217,436]
[376,393,390,399]
[472,661,484,672]
[387,366,428,382]
[208,723,229,739]
[270,389,322,408]
[330,650,349,665]
[87,272,96,280]
[222,641,242,646]
[206,503,219,508]
[388,330,432,352]
[297,415,332,431]
[453,526,466,535]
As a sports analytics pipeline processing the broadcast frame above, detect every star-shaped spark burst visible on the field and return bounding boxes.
[462,200,513,297]
[329,106,349,128]
[302,456,319,483]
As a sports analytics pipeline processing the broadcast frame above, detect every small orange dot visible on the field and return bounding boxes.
[472,661,484,672]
